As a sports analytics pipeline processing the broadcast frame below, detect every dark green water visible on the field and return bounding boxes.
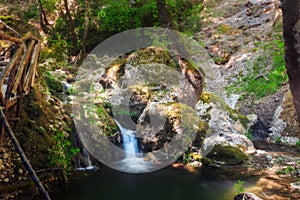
[54,165,259,200]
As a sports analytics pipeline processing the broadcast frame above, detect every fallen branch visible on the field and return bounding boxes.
[0,19,21,38]
[0,108,51,200]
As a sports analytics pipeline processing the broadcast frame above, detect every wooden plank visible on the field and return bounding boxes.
[11,40,35,95]
[0,33,22,43]
[24,41,40,90]
[0,44,25,87]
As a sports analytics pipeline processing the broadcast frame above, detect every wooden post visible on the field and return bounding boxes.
[0,108,51,200]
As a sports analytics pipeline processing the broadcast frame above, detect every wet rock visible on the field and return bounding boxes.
[234,192,262,200]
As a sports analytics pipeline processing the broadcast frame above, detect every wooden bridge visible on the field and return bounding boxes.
[0,27,51,199]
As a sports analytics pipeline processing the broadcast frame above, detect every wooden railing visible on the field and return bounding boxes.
[0,32,40,111]
[0,32,51,199]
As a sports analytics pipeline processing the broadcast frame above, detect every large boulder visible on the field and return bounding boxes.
[196,92,257,155]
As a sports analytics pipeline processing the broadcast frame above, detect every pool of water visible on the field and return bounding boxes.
[54,165,259,200]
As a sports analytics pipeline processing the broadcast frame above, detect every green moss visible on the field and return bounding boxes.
[44,72,63,94]
[200,92,250,128]
[94,104,119,137]
[201,157,212,166]
[206,144,247,165]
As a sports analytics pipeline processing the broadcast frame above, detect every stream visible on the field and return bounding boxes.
[54,165,259,200]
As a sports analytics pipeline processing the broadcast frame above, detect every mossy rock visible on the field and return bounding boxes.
[206,144,247,165]
[199,92,250,129]
[138,102,208,152]
[44,72,63,94]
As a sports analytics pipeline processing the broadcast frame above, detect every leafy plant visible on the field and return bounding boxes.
[246,129,253,140]
[48,129,80,173]
[275,136,282,143]
[234,180,245,194]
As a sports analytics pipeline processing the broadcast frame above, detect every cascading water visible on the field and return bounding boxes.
[73,129,99,171]
[115,121,139,157]
[114,120,153,173]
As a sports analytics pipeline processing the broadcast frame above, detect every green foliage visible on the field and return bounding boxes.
[227,36,288,98]
[296,140,300,150]
[166,0,203,33]
[24,7,38,21]
[97,0,158,32]
[41,0,58,12]
[275,136,282,143]
[234,180,245,194]
[276,166,296,175]
[48,129,80,173]
[44,71,63,94]
[246,128,253,140]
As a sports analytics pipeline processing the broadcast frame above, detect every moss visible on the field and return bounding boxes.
[95,104,119,137]
[206,144,247,165]
[44,72,63,94]
[199,92,250,129]
[127,47,175,68]
[201,157,212,166]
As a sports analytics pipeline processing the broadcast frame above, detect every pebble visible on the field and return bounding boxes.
[18,168,23,175]
[266,155,272,161]
[4,178,9,183]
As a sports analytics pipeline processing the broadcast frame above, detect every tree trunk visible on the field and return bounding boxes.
[36,0,49,34]
[281,0,300,128]
[80,0,90,63]
[63,0,78,54]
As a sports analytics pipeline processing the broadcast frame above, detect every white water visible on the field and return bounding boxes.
[115,121,139,157]
[76,148,99,171]
[115,120,154,173]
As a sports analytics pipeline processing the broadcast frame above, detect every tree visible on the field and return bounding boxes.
[281,0,300,128]
[36,0,50,34]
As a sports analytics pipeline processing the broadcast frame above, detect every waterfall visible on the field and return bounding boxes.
[82,147,93,169]
[115,120,139,157]
[73,129,99,171]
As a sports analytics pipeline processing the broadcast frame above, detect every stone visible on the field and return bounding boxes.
[266,155,272,161]
[269,91,300,145]
[234,193,262,200]
[196,92,256,155]
[206,145,247,165]
[4,178,9,183]
[18,168,23,175]
[291,182,300,191]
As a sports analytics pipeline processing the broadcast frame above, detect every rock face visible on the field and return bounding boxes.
[269,91,300,145]
[196,92,256,155]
